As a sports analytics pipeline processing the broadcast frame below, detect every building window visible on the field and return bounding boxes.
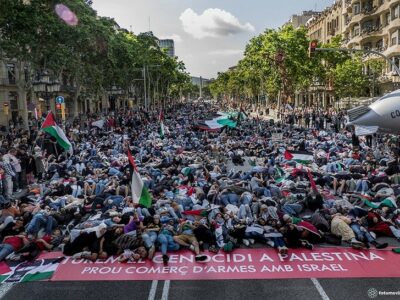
[392,56,400,72]
[363,42,372,50]
[6,63,15,85]
[385,12,391,26]
[353,24,360,36]
[393,4,399,20]
[392,36,397,46]
[353,3,361,15]
[362,20,373,33]
[8,92,18,110]
[376,39,384,50]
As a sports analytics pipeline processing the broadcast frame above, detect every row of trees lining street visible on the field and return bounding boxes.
[0,0,195,127]
[209,25,385,107]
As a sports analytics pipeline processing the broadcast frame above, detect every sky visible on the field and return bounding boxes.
[92,0,334,79]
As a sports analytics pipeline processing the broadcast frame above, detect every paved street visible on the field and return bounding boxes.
[2,278,400,300]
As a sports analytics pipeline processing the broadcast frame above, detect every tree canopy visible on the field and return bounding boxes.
[0,0,192,118]
[210,25,384,106]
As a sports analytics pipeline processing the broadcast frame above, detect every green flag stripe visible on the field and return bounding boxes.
[217,118,237,128]
[21,271,54,282]
[139,186,152,208]
[42,126,71,150]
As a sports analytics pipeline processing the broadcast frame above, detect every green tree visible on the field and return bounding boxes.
[332,55,368,99]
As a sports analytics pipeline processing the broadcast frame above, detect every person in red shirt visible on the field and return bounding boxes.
[0,233,29,261]
[14,228,63,261]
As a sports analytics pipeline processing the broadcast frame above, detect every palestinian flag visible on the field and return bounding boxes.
[41,112,72,153]
[0,257,63,283]
[129,151,152,208]
[198,112,238,131]
[159,111,165,139]
[205,113,237,129]
[182,209,209,217]
[364,198,396,209]
[284,150,313,164]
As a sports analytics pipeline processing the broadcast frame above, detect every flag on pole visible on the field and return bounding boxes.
[159,111,165,139]
[129,151,152,208]
[41,112,72,153]
[127,149,136,170]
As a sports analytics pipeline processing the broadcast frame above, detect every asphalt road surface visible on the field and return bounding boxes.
[2,278,400,300]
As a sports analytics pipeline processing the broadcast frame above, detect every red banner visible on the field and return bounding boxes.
[50,248,400,281]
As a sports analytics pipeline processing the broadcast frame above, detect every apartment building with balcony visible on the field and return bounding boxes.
[344,0,400,93]
[308,1,344,44]
[303,0,400,108]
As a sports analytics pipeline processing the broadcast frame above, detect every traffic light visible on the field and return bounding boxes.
[309,40,318,58]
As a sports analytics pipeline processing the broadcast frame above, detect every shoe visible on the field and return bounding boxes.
[267,240,275,247]
[242,239,250,246]
[374,242,388,249]
[301,240,313,250]
[72,251,91,259]
[249,239,255,245]
[350,241,363,250]
[195,254,207,262]
[162,254,169,263]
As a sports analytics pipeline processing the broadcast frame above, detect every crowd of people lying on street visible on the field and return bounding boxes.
[0,102,399,264]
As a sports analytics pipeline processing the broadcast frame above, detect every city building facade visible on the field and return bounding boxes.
[159,39,175,57]
[285,10,320,29]
[302,0,400,109]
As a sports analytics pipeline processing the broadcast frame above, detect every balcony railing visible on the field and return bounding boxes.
[362,6,378,15]
[0,78,16,86]
[361,24,381,35]
[375,45,387,52]
[60,84,75,93]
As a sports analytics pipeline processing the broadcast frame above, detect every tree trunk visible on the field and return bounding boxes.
[72,83,81,117]
[16,61,29,131]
